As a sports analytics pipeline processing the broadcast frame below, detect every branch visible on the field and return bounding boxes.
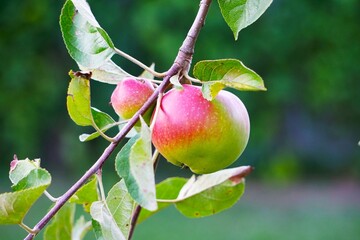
[24,0,212,239]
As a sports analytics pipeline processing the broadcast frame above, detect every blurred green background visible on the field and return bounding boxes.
[1,0,359,239]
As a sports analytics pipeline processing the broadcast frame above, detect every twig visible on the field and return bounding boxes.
[24,0,212,239]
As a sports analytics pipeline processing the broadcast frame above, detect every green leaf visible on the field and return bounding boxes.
[43,203,75,240]
[0,158,51,224]
[138,177,187,223]
[12,169,52,192]
[0,185,49,224]
[174,166,250,218]
[106,181,135,238]
[193,59,266,100]
[69,175,98,212]
[60,0,115,68]
[217,0,273,40]
[79,60,132,84]
[9,158,40,187]
[72,216,92,240]
[90,201,126,240]
[79,108,116,142]
[115,118,157,211]
[67,71,92,126]
[67,71,114,141]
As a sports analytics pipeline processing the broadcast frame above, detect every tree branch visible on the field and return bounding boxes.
[24,0,212,239]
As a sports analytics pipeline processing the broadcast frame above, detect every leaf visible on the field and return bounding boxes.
[79,60,132,84]
[115,117,157,211]
[79,108,116,142]
[0,185,49,224]
[90,201,126,240]
[67,71,114,141]
[67,71,92,126]
[69,175,98,212]
[72,216,92,240]
[9,158,40,187]
[217,0,273,40]
[60,0,115,68]
[0,158,51,224]
[106,181,135,238]
[174,166,251,218]
[193,59,266,100]
[43,203,75,240]
[138,177,187,223]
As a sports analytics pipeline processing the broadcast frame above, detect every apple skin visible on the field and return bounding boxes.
[152,84,250,174]
[111,77,155,124]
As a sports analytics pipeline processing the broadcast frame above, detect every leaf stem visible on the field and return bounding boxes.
[19,222,36,234]
[183,71,202,84]
[115,48,166,78]
[43,191,58,202]
[96,169,106,201]
[91,119,115,142]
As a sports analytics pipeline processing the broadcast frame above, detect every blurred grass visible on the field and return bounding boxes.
[134,181,360,240]
[3,180,358,239]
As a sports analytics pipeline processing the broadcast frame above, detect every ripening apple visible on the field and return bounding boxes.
[111,77,155,124]
[152,84,250,174]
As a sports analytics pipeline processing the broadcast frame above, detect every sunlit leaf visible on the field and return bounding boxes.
[69,175,98,212]
[106,181,135,238]
[138,177,187,223]
[115,118,157,211]
[193,59,266,100]
[43,203,75,240]
[174,166,251,218]
[90,201,126,240]
[79,60,132,84]
[175,178,245,218]
[0,186,49,224]
[9,158,40,188]
[60,0,115,68]
[0,158,51,224]
[218,0,273,40]
[67,71,92,126]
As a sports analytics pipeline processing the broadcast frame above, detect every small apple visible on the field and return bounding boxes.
[152,84,250,174]
[111,77,155,124]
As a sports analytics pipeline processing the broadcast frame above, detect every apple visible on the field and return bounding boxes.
[152,84,250,174]
[111,77,155,124]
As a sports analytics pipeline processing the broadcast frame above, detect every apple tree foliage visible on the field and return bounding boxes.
[0,0,272,239]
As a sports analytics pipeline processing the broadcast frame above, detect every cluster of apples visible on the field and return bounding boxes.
[111,77,250,174]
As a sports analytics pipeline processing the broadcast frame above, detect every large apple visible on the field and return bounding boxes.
[152,84,250,174]
[111,77,155,124]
